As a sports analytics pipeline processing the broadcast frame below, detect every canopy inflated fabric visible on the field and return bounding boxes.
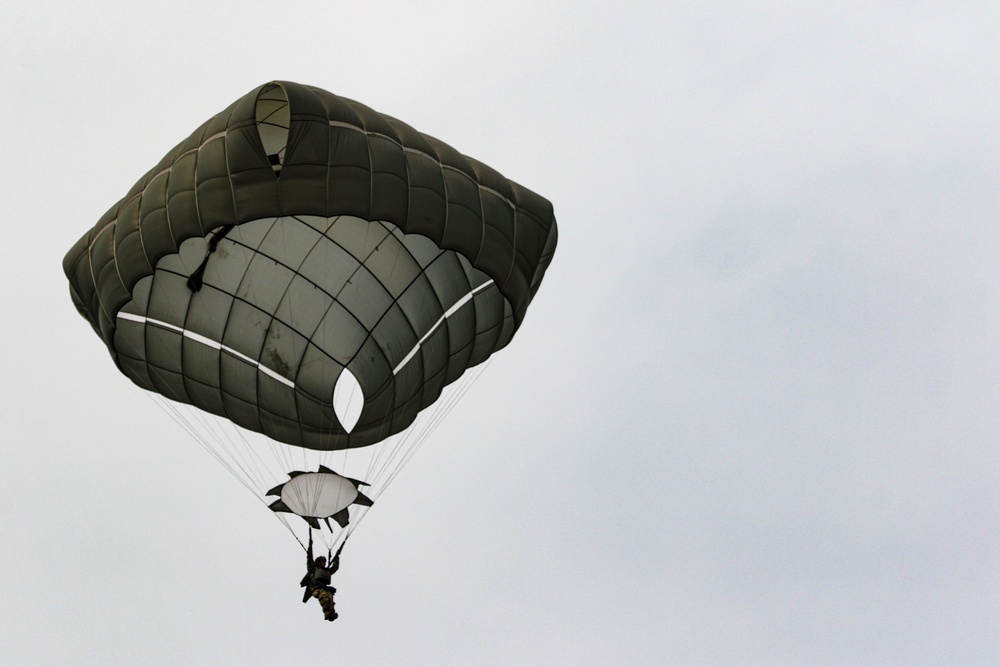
[64,81,557,451]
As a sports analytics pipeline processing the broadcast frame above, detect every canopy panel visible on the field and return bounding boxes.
[112,215,508,448]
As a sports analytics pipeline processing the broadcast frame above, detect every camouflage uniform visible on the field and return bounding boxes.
[302,535,342,621]
[311,587,338,621]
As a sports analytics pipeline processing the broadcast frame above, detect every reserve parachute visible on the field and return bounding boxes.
[64,81,557,548]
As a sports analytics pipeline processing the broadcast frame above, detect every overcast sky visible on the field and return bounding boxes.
[2,2,997,665]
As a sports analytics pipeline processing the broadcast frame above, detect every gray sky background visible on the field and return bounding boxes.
[2,2,997,665]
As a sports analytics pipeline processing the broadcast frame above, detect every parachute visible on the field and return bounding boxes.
[63,81,557,548]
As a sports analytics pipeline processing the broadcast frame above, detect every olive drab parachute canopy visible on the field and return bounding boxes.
[63,81,557,535]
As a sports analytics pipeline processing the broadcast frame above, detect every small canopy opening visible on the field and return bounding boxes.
[255,83,289,176]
